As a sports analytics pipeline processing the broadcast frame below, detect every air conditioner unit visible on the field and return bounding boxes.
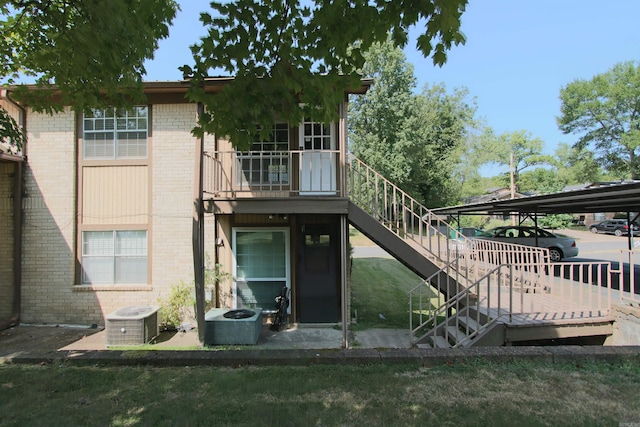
[106,306,160,347]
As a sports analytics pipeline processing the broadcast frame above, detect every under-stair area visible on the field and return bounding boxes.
[346,154,639,348]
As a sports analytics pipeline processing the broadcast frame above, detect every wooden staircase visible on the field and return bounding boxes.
[346,154,619,348]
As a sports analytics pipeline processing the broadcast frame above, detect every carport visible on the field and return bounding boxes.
[432,181,640,250]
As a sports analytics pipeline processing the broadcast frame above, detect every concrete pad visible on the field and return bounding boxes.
[353,328,411,349]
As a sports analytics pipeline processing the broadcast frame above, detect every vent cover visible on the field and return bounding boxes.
[106,306,160,346]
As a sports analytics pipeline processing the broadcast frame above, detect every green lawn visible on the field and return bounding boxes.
[350,257,431,330]
[1,360,639,426]
[2,242,640,425]
[349,226,375,246]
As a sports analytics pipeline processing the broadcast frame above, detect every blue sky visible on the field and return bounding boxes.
[144,0,640,176]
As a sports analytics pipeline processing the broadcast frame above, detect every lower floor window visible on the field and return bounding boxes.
[233,228,290,311]
[81,230,147,284]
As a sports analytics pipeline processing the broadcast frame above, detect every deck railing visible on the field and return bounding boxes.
[203,150,342,197]
[410,249,640,347]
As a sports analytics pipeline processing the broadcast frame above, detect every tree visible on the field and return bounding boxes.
[182,0,468,149]
[517,168,564,194]
[558,61,640,179]
[349,39,476,207]
[0,0,179,149]
[451,122,490,201]
[348,39,420,186]
[554,142,605,184]
[476,129,554,193]
[412,84,477,206]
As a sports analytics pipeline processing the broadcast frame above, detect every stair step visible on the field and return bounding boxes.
[458,316,481,333]
[445,325,467,344]
[430,335,450,348]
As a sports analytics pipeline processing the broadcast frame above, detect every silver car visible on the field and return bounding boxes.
[474,226,579,262]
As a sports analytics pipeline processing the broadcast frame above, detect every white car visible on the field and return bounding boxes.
[474,226,579,262]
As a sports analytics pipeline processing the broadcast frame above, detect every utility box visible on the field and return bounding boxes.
[205,308,263,345]
[106,306,160,346]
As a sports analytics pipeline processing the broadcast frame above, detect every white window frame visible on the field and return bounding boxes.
[236,123,290,187]
[81,230,148,285]
[82,106,148,160]
[299,119,336,195]
[232,227,290,312]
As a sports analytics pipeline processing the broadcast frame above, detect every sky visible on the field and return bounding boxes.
[144,0,640,177]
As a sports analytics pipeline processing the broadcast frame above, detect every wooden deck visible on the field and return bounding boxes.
[468,275,624,344]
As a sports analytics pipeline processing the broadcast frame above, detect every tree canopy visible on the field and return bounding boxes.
[182,0,467,149]
[557,61,640,179]
[0,0,179,149]
[475,129,554,193]
[349,39,476,207]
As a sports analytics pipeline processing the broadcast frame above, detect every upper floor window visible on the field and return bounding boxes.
[249,123,289,152]
[83,107,148,159]
[237,123,290,186]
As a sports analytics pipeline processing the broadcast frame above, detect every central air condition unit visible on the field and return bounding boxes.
[106,306,160,347]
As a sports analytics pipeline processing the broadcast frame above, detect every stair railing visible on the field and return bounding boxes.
[409,242,550,347]
[347,154,625,348]
[346,153,472,273]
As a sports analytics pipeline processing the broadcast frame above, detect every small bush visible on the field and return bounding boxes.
[158,280,195,330]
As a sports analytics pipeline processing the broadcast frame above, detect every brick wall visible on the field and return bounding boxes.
[150,104,199,308]
[0,162,15,320]
[21,108,78,324]
[20,104,217,326]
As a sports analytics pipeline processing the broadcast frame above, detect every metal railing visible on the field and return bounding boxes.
[203,150,342,197]
[410,249,640,347]
[203,151,639,347]
[346,153,472,268]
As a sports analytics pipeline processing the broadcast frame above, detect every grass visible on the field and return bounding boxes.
[3,233,640,425]
[350,257,437,330]
[1,359,640,426]
[349,226,376,246]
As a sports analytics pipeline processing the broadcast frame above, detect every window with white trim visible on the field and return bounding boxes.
[83,107,148,159]
[237,123,289,187]
[302,120,332,150]
[81,230,148,284]
[233,228,290,311]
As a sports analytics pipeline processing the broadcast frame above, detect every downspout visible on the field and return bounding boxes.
[192,102,206,344]
[0,89,25,331]
[213,135,220,308]
[339,99,349,348]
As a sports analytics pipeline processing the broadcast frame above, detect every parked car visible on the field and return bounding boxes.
[589,219,637,237]
[473,225,579,262]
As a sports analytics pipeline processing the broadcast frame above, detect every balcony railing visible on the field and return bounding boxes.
[203,150,342,197]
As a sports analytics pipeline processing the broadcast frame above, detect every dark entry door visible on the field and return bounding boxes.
[297,224,339,322]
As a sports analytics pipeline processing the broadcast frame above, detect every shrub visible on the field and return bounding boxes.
[538,214,574,229]
[159,280,195,330]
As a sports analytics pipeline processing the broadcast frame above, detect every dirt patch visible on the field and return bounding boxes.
[0,325,102,357]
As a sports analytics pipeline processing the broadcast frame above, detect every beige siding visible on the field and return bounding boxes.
[82,166,148,225]
[0,100,21,121]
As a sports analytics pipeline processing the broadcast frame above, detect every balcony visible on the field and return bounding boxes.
[203,150,344,199]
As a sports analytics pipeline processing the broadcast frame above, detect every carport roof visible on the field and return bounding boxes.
[432,181,640,216]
